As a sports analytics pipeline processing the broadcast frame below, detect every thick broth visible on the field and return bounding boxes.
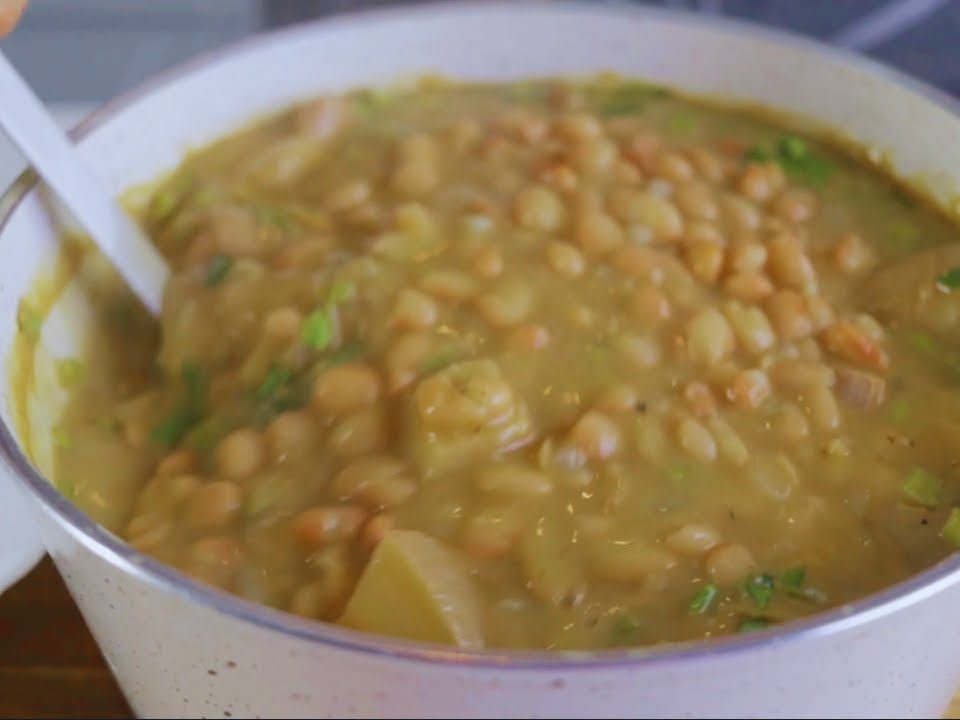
[44,77,960,650]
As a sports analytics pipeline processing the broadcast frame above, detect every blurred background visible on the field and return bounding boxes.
[0,0,956,188]
[3,0,960,104]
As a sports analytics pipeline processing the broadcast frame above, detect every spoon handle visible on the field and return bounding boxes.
[0,51,168,316]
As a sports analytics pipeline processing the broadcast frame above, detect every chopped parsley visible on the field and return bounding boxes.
[743,135,835,188]
[301,308,333,350]
[608,613,642,646]
[744,573,775,610]
[150,361,208,448]
[205,254,233,286]
[737,617,771,634]
[598,82,670,116]
[688,584,718,614]
[937,267,960,291]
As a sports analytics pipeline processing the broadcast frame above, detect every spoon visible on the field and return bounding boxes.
[0,50,169,316]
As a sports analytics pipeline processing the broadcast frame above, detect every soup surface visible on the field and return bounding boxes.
[38,77,960,650]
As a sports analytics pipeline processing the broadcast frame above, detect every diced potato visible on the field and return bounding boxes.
[339,530,484,648]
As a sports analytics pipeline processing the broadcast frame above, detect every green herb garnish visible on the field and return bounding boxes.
[420,346,462,375]
[17,302,42,341]
[328,279,357,304]
[902,467,942,508]
[941,508,960,548]
[252,204,294,231]
[743,146,770,164]
[51,426,71,450]
[937,267,960,291]
[56,358,85,387]
[256,364,293,402]
[743,135,834,187]
[150,361,208,448]
[666,112,696,135]
[608,613,642,646]
[205,254,233,287]
[688,584,718,614]
[301,307,333,350]
[737,617,771,634]
[744,573,775,609]
[889,400,911,424]
[598,82,669,116]
[780,566,806,593]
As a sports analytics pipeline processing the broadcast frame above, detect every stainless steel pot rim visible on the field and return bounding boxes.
[3,0,960,670]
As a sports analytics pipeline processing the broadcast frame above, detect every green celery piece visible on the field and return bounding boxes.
[941,508,960,548]
[902,468,942,508]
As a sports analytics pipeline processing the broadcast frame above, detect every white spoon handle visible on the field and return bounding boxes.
[0,51,168,316]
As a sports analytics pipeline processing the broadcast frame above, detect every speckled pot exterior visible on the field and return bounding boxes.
[3,3,960,717]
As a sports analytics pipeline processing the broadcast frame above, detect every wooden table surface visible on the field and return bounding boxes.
[0,558,130,719]
[2,556,960,719]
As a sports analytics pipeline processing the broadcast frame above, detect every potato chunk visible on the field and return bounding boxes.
[339,530,484,648]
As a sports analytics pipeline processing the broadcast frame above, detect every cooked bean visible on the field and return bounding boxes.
[595,384,640,415]
[766,290,814,340]
[574,210,624,254]
[473,245,504,278]
[292,505,367,550]
[514,184,564,231]
[507,323,551,351]
[333,455,416,508]
[835,232,875,275]
[724,272,774,301]
[676,416,717,462]
[568,411,622,461]
[475,279,534,326]
[591,540,678,584]
[665,524,721,556]
[617,333,662,369]
[477,465,553,497]
[683,381,717,419]
[312,363,382,416]
[156,449,198,478]
[184,481,242,531]
[684,241,724,285]
[654,152,695,183]
[327,406,388,457]
[738,162,785,203]
[729,241,767,274]
[266,411,318,459]
[263,306,303,341]
[419,269,478,302]
[707,415,749,466]
[609,188,683,239]
[546,241,586,277]
[325,179,372,212]
[774,187,817,223]
[773,402,810,443]
[463,504,526,560]
[726,369,772,410]
[768,233,817,292]
[675,182,718,221]
[631,285,672,325]
[361,514,395,550]
[723,301,775,355]
[385,332,433,393]
[390,288,439,330]
[215,429,266,481]
[685,308,735,366]
[555,113,603,142]
[705,543,757,586]
[806,384,841,432]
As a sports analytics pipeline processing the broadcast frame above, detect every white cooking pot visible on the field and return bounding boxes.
[2,2,960,717]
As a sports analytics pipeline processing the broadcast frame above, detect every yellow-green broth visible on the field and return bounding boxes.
[44,77,960,650]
